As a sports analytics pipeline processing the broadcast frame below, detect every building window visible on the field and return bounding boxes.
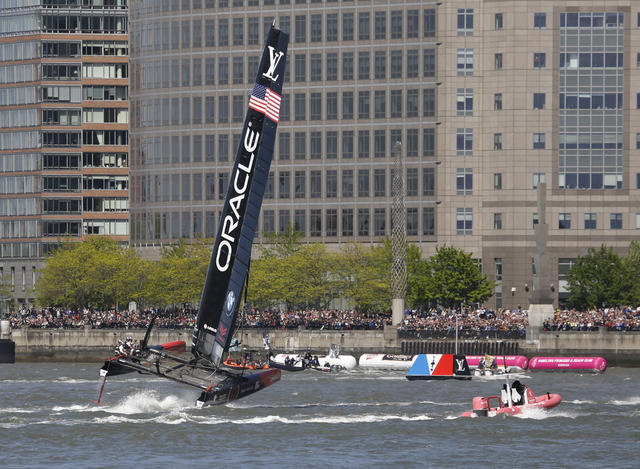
[304,170,318,198]
[495,13,503,30]
[342,131,353,159]
[374,169,386,196]
[327,13,338,41]
[533,52,546,68]
[374,90,386,118]
[359,12,370,41]
[342,208,353,236]
[407,168,418,196]
[358,208,370,236]
[374,208,386,236]
[533,172,546,189]
[295,15,306,43]
[610,213,622,229]
[456,208,473,235]
[407,208,418,235]
[424,88,436,117]
[457,8,474,36]
[423,207,435,235]
[456,88,473,116]
[358,130,370,159]
[291,171,305,201]
[423,128,435,157]
[494,173,502,190]
[343,12,354,41]
[584,213,597,230]
[424,9,436,38]
[533,93,546,109]
[279,171,290,199]
[456,168,472,195]
[407,49,418,78]
[424,49,436,77]
[327,53,338,81]
[278,210,290,233]
[407,10,419,38]
[559,213,571,230]
[326,170,337,198]
[494,53,502,70]
[358,169,369,197]
[534,12,546,29]
[423,167,435,197]
[494,93,502,110]
[326,209,337,236]
[390,90,402,117]
[294,132,306,160]
[493,213,502,230]
[493,133,502,150]
[310,209,321,237]
[495,258,502,281]
[359,51,369,79]
[533,133,546,149]
[457,49,473,76]
[375,11,386,40]
[295,54,306,82]
[456,128,473,155]
[294,209,306,234]
[342,169,353,197]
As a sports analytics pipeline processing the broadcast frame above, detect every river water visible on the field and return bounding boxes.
[1,362,638,468]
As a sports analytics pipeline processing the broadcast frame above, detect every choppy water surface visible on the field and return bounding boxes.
[1,362,638,468]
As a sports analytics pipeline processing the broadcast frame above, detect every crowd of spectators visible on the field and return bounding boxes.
[4,305,640,333]
[5,307,196,330]
[542,306,640,331]
[398,307,528,338]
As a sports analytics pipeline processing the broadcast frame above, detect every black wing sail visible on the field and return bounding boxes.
[192,26,289,366]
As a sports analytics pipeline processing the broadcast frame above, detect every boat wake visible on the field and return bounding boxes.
[513,407,581,420]
[105,390,195,414]
[229,399,460,410]
[192,413,433,425]
[607,396,640,406]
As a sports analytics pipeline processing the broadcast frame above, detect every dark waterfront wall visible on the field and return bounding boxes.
[7,327,640,365]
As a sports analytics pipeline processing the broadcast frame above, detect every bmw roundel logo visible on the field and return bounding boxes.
[225,291,236,314]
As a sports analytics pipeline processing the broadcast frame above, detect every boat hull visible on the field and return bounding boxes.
[406,375,472,381]
[358,354,417,370]
[196,368,281,407]
[461,393,562,417]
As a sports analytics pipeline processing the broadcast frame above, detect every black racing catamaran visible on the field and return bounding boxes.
[95,25,288,408]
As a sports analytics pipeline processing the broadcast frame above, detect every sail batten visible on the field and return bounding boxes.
[192,26,288,366]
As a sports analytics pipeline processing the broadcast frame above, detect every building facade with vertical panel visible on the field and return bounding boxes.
[129,0,640,309]
[0,0,129,307]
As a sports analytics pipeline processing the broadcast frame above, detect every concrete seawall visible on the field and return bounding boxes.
[7,327,640,365]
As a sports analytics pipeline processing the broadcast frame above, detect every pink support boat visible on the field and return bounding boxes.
[461,381,562,417]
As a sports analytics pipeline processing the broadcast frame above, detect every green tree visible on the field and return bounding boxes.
[378,238,426,310]
[336,243,390,311]
[145,238,211,306]
[37,237,150,310]
[420,245,497,310]
[624,241,640,304]
[566,245,633,309]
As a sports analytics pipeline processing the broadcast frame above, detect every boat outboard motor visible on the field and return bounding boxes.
[472,396,489,416]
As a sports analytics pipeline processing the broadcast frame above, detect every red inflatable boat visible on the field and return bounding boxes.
[461,382,561,417]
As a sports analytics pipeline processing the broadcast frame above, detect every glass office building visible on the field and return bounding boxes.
[128,0,640,308]
[0,0,129,306]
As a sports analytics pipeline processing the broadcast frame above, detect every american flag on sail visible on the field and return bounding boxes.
[248,83,281,123]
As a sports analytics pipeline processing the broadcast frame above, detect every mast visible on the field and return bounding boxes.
[192,26,289,366]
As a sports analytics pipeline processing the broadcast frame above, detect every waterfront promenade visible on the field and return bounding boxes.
[6,326,640,365]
